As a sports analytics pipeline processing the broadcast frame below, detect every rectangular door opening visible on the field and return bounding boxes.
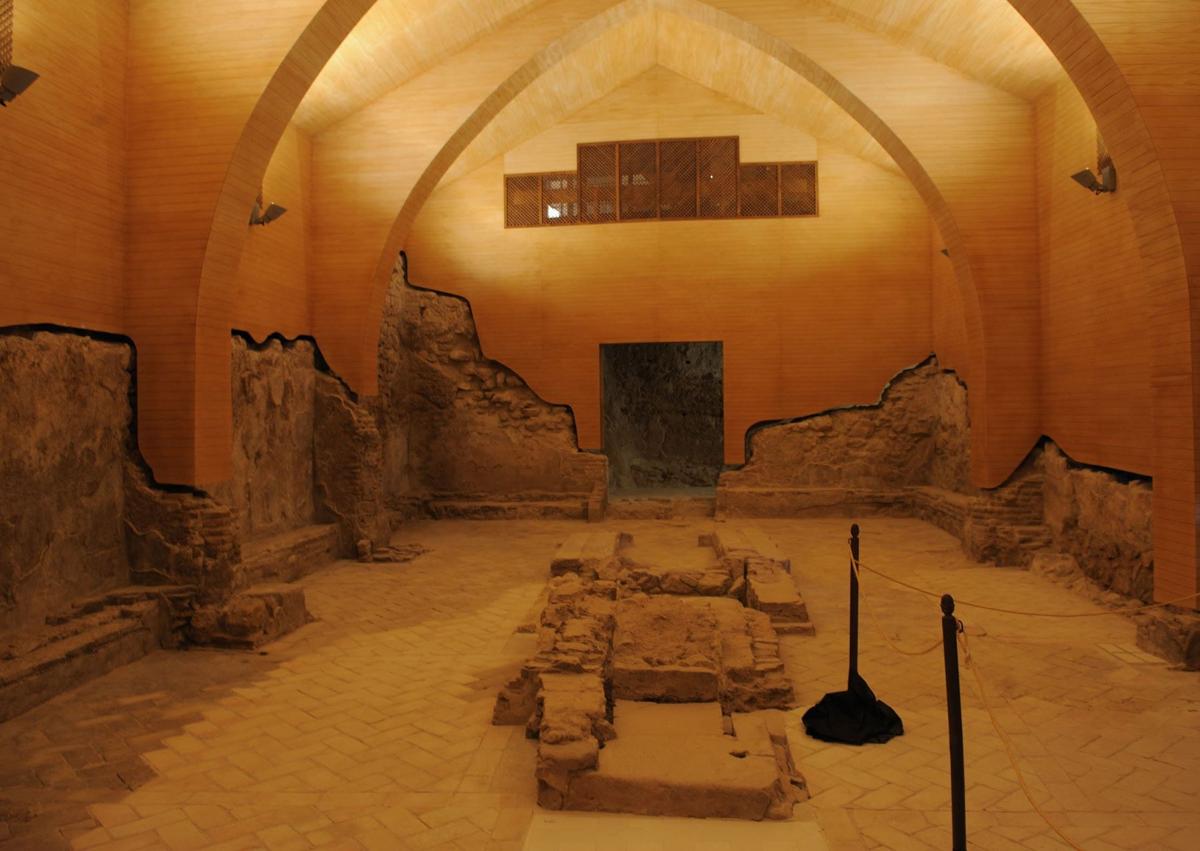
[600,341,724,495]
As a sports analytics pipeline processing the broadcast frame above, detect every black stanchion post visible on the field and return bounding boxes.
[941,594,967,851]
[848,523,860,680]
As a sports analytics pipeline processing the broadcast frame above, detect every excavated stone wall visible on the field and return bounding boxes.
[124,464,241,597]
[1041,443,1153,601]
[213,336,318,542]
[0,331,133,633]
[601,342,723,491]
[378,267,605,512]
[719,359,1156,591]
[927,368,973,493]
[725,359,963,490]
[1,327,386,634]
[212,335,388,559]
[314,374,389,556]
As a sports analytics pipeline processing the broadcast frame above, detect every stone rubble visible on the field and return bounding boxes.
[494,527,809,819]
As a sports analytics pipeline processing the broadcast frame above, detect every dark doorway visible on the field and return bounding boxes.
[601,341,724,493]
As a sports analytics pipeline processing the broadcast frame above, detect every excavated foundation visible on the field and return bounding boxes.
[494,526,812,819]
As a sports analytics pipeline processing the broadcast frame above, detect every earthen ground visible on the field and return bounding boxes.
[1,518,1197,850]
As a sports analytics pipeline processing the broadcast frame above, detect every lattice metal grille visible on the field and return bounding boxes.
[659,139,698,219]
[505,175,541,228]
[739,163,780,217]
[781,162,818,216]
[579,143,617,224]
[619,141,658,220]
[505,136,819,228]
[698,137,738,218]
[1,0,13,70]
[541,172,579,225]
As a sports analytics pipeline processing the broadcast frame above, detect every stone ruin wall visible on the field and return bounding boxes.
[0,327,388,635]
[0,331,135,633]
[1041,443,1153,602]
[724,360,972,493]
[212,336,319,543]
[211,335,387,557]
[721,357,1154,601]
[377,264,606,514]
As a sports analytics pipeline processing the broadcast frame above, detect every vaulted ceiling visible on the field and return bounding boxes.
[293,0,1061,141]
[280,0,1050,494]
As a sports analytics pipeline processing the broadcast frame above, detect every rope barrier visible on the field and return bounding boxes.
[850,559,943,656]
[852,557,1200,618]
[840,529,1192,850]
[957,629,1085,851]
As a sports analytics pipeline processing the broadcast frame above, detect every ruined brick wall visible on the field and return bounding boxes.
[720,357,1154,584]
[723,359,962,491]
[124,463,241,598]
[212,336,318,542]
[211,335,388,560]
[378,265,605,506]
[0,330,133,632]
[377,271,413,503]
[1042,443,1153,601]
[927,368,973,493]
[314,374,389,556]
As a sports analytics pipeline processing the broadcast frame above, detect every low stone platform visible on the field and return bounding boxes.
[719,482,1052,567]
[422,494,591,520]
[710,527,814,635]
[607,493,716,519]
[617,529,736,596]
[0,587,180,723]
[187,583,311,650]
[563,702,801,821]
[241,523,340,584]
[495,526,809,820]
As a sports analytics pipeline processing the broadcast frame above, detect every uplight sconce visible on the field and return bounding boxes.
[249,191,287,226]
[1070,163,1117,194]
[1071,132,1117,195]
[0,65,38,107]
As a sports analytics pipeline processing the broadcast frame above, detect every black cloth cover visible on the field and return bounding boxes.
[802,671,904,745]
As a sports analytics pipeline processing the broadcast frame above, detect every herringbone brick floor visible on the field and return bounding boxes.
[0,518,1196,850]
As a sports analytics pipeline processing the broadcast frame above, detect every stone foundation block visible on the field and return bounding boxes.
[188,584,310,649]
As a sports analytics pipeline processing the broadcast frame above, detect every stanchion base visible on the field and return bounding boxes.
[802,672,903,745]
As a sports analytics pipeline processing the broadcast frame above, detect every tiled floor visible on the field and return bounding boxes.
[1,517,1197,850]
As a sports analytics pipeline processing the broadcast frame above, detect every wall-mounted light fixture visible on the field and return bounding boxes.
[249,191,287,226]
[1070,163,1117,194]
[0,65,38,107]
[1071,131,1117,195]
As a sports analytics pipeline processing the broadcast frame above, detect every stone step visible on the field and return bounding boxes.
[0,600,170,723]
[561,702,798,820]
[424,497,587,520]
[606,496,716,519]
[241,523,340,585]
[550,532,620,578]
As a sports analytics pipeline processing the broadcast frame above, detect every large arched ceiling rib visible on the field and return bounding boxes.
[1007,0,1198,603]
[445,10,660,185]
[126,0,368,486]
[181,0,377,486]
[444,10,895,186]
[794,0,1061,100]
[294,0,549,133]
